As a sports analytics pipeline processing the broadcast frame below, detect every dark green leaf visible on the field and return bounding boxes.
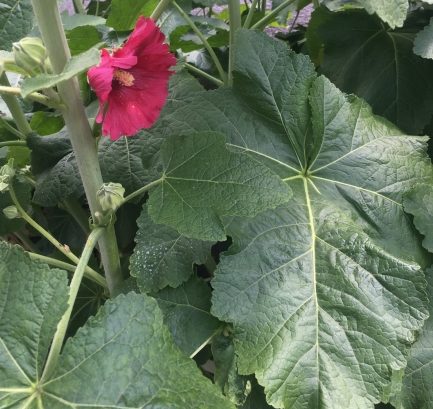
[0,0,33,51]
[307,7,433,134]
[414,17,433,59]
[106,0,158,30]
[152,29,432,408]
[44,293,234,408]
[30,112,64,135]
[153,277,222,355]
[148,131,293,241]
[131,204,211,292]
[0,242,68,405]
[21,48,100,98]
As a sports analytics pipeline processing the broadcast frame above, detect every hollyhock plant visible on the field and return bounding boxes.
[88,17,176,141]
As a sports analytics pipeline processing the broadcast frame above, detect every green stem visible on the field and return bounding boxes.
[0,140,26,148]
[244,0,260,29]
[73,0,86,14]
[41,227,104,382]
[0,74,32,137]
[313,0,319,8]
[14,231,37,252]
[27,252,107,288]
[173,1,228,84]
[151,0,172,20]
[121,177,163,205]
[184,63,224,86]
[31,0,123,295]
[0,117,27,140]
[228,0,242,86]
[9,184,105,287]
[251,0,297,29]
[0,84,61,109]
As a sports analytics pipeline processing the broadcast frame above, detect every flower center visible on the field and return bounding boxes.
[113,69,135,86]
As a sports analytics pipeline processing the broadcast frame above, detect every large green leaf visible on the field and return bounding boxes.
[147,131,292,241]
[0,243,234,408]
[21,48,100,97]
[392,271,433,409]
[153,277,222,356]
[306,8,433,134]
[0,242,69,407]
[146,29,432,408]
[0,0,33,51]
[131,204,211,292]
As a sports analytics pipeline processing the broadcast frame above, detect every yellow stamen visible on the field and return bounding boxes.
[113,70,135,87]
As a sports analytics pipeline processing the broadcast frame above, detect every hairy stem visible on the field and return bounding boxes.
[31,0,123,295]
[244,0,260,29]
[27,252,107,288]
[173,1,228,84]
[41,227,104,382]
[0,83,61,109]
[9,184,105,287]
[184,63,224,86]
[121,177,163,206]
[151,0,172,20]
[0,74,32,137]
[251,0,297,29]
[0,140,27,148]
[0,117,27,140]
[228,0,242,86]
[73,0,86,14]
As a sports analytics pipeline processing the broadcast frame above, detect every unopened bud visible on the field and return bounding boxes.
[13,37,47,76]
[96,182,125,213]
[3,205,19,219]
[0,160,15,192]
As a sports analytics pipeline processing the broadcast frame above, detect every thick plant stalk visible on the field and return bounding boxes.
[31,0,123,295]
[228,0,242,86]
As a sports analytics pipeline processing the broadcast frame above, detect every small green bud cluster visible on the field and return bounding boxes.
[0,160,15,192]
[12,37,50,76]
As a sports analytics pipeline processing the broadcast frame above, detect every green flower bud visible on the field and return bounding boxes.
[12,37,47,76]
[96,182,125,213]
[3,205,20,219]
[0,160,15,192]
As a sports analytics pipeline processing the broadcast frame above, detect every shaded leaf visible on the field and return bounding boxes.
[21,48,100,97]
[153,277,222,356]
[0,0,33,51]
[307,7,433,134]
[147,131,293,241]
[131,203,211,292]
[61,13,106,30]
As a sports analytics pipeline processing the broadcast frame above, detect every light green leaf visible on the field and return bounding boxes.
[152,29,432,408]
[106,0,158,31]
[306,7,433,134]
[131,204,211,292]
[66,25,103,56]
[21,48,100,97]
[153,277,222,356]
[147,131,293,241]
[358,0,408,28]
[414,17,433,59]
[0,242,69,406]
[0,0,33,51]
[61,13,106,30]
[44,293,233,408]
[392,271,433,409]
[403,184,433,253]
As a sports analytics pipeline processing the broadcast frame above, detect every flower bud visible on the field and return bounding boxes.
[0,160,15,192]
[3,205,19,219]
[12,37,47,76]
[96,182,125,213]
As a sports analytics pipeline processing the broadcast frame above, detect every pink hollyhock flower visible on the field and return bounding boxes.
[88,17,176,141]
